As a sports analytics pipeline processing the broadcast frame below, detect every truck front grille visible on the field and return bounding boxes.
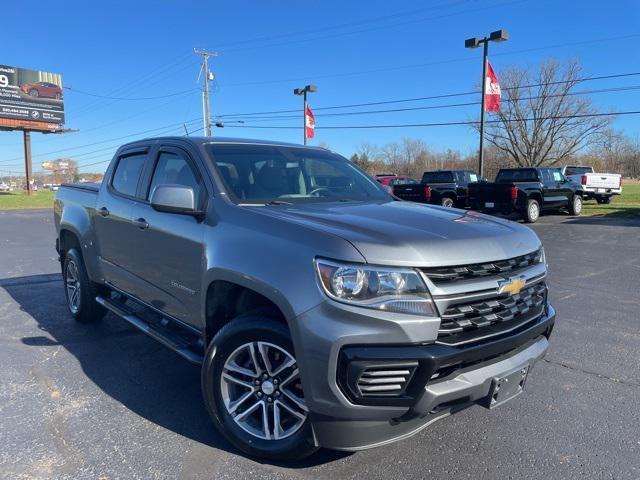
[437,281,546,345]
[421,249,543,284]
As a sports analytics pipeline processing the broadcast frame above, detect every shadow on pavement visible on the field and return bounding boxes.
[2,273,350,468]
[561,211,640,227]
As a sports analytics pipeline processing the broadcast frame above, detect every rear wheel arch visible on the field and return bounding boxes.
[59,228,82,263]
[529,192,543,204]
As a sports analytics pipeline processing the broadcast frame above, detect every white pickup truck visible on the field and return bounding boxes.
[561,165,622,204]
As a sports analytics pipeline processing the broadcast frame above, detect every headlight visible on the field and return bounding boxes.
[539,247,546,266]
[315,259,437,316]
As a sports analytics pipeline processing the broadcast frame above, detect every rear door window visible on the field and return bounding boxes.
[111,153,146,197]
[540,169,554,186]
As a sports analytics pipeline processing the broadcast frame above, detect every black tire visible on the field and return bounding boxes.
[596,196,611,204]
[441,197,454,208]
[201,315,317,461]
[62,248,106,323]
[523,199,540,223]
[568,194,583,216]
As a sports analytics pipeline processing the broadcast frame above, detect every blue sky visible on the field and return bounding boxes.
[0,0,639,174]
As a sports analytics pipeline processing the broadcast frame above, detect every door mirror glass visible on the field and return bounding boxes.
[150,184,198,215]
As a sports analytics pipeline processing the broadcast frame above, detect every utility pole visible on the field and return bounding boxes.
[23,131,33,195]
[194,48,218,137]
[294,84,317,145]
[465,30,509,177]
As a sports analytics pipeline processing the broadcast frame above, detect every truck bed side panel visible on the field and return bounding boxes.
[55,186,102,282]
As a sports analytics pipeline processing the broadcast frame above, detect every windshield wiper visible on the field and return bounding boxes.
[265,200,293,206]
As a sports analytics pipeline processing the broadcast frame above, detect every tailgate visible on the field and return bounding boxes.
[393,184,427,202]
[585,174,621,189]
[468,183,513,203]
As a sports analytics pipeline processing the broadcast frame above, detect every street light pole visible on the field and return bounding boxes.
[303,90,308,145]
[465,30,508,178]
[294,84,317,145]
[478,40,489,178]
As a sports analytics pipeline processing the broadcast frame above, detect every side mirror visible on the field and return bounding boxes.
[150,184,202,217]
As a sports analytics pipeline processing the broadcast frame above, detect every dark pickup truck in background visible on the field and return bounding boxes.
[392,170,480,207]
[468,167,584,223]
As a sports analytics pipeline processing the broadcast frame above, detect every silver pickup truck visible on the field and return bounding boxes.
[54,137,555,460]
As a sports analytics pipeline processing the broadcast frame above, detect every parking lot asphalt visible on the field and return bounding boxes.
[0,208,639,479]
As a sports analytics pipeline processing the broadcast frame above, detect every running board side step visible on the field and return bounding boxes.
[96,296,204,365]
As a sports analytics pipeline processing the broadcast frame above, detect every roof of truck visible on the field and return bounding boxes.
[120,136,327,150]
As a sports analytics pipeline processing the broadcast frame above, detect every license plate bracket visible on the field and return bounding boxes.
[485,365,529,409]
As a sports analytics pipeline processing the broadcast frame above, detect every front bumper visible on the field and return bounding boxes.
[293,301,555,451]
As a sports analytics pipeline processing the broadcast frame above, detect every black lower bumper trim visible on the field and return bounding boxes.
[337,303,555,407]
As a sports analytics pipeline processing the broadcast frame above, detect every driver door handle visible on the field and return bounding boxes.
[134,218,149,230]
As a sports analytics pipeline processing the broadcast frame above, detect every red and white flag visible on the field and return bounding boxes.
[485,61,501,112]
[305,104,315,139]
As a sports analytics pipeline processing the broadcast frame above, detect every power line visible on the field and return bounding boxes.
[216,85,640,122]
[216,71,640,119]
[78,126,205,170]
[67,53,194,116]
[211,0,474,50]
[2,70,638,167]
[0,118,202,166]
[63,86,199,101]
[216,33,640,89]
[218,0,525,54]
[216,110,640,130]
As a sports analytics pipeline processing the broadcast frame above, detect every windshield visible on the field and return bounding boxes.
[564,166,593,175]
[206,144,390,204]
[495,169,539,183]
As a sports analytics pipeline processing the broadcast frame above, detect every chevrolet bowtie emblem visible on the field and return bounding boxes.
[498,275,527,295]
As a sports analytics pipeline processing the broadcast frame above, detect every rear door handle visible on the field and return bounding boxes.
[134,218,149,230]
[98,207,110,217]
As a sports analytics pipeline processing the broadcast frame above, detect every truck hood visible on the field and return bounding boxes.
[249,200,541,267]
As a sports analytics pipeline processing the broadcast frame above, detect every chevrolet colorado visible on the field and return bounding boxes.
[54,137,555,460]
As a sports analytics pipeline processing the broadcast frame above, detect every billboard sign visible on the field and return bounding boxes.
[0,65,65,125]
[42,160,70,171]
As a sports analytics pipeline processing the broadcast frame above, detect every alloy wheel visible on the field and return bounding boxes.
[220,341,307,440]
[529,202,539,221]
[574,196,582,214]
[65,260,81,314]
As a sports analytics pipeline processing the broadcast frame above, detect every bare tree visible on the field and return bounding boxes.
[479,59,613,167]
